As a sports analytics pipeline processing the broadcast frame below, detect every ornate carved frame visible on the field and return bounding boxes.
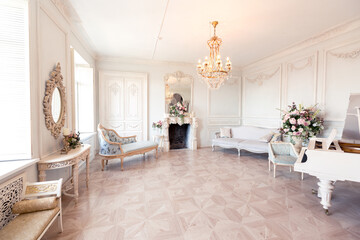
[164,71,194,113]
[43,63,66,138]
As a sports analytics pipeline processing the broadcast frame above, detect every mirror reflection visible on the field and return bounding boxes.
[165,73,193,114]
[52,87,61,123]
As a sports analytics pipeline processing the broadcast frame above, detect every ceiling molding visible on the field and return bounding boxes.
[242,17,360,70]
[51,0,97,59]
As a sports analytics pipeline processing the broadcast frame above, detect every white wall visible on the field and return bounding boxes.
[1,0,97,184]
[241,18,360,138]
[96,58,241,147]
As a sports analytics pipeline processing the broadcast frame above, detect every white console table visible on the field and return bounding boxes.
[38,144,91,203]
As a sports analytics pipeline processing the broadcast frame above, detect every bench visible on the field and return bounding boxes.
[0,179,63,240]
[98,124,158,171]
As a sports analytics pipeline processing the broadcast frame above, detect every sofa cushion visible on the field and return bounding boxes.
[238,140,268,153]
[0,207,59,240]
[231,126,277,141]
[212,138,243,147]
[121,141,158,154]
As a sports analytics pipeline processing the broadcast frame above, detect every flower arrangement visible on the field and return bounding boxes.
[169,102,187,118]
[279,102,324,143]
[152,120,163,129]
[67,131,81,149]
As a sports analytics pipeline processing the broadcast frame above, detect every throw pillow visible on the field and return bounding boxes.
[12,197,58,214]
[259,132,274,142]
[220,128,231,138]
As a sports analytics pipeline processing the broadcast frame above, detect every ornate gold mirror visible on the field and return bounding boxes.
[43,63,66,138]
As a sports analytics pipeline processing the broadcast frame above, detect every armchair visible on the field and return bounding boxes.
[98,124,158,171]
[268,142,303,179]
[0,178,63,240]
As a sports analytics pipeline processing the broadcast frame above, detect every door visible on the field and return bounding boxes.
[99,71,148,140]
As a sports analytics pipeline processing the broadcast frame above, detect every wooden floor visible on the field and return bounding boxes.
[43,148,360,240]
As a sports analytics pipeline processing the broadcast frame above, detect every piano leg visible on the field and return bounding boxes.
[317,179,335,215]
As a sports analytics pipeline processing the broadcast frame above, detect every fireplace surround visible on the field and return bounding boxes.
[163,116,198,152]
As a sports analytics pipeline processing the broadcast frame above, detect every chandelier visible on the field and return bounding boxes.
[197,21,232,89]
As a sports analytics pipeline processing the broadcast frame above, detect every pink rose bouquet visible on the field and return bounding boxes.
[169,101,187,118]
[279,102,324,142]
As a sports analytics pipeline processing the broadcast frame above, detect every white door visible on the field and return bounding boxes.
[99,71,148,140]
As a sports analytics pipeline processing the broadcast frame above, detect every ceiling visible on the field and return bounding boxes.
[69,0,360,66]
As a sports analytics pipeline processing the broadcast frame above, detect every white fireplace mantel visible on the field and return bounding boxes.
[163,116,198,152]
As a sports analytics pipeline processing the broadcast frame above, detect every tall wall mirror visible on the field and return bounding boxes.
[164,71,193,114]
[43,62,66,138]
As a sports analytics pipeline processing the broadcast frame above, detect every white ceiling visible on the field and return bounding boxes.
[70,0,360,66]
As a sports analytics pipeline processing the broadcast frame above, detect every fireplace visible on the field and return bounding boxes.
[169,124,190,149]
[163,116,198,151]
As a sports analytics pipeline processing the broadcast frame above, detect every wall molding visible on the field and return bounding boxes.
[329,48,360,59]
[245,66,280,86]
[242,17,360,70]
[207,75,241,118]
[322,40,360,119]
[284,52,318,106]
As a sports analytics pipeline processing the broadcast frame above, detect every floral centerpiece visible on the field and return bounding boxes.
[169,102,187,118]
[152,120,163,131]
[67,131,81,149]
[280,102,324,147]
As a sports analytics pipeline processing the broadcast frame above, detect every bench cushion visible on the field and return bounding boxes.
[12,197,57,214]
[121,141,158,154]
[0,207,59,240]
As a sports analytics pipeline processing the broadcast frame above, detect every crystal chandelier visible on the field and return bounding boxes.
[197,21,232,89]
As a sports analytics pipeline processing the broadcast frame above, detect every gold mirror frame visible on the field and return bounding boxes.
[43,63,66,139]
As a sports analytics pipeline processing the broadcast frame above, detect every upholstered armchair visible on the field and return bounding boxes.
[98,124,158,171]
[268,142,303,179]
[0,179,63,240]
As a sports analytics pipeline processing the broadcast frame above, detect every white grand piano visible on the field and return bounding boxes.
[294,94,360,215]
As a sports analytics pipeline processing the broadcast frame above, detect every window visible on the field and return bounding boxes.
[0,0,30,160]
[73,49,94,134]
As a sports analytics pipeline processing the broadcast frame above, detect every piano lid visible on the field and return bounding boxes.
[341,93,360,144]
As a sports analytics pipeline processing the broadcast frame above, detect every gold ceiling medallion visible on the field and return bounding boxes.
[197,21,232,89]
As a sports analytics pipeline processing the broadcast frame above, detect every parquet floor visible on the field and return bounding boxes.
[43,148,360,240]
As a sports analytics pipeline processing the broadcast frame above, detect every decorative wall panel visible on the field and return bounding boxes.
[324,41,360,121]
[285,54,317,106]
[243,65,281,123]
[0,174,25,229]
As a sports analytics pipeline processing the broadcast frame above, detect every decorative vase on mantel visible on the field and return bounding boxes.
[178,116,184,126]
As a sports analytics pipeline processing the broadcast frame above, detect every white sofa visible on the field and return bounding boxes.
[212,126,279,156]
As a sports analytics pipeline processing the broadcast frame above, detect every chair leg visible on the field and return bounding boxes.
[101,159,105,171]
[301,172,304,180]
[121,157,124,171]
[212,145,215,151]
[268,160,271,171]
[289,166,292,172]
[237,148,241,157]
[273,164,276,178]
[106,160,108,165]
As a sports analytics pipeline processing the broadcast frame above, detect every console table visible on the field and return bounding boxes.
[38,144,91,203]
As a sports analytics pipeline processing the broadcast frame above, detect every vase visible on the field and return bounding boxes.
[291,136,303,153]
